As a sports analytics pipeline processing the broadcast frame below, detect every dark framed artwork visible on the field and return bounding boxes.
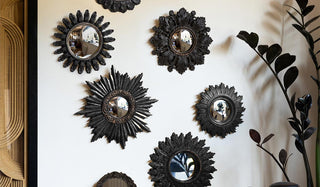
[96,171,137,187]
[96,0,141,13]
[148,132,216,186]
[53,9,115,74]
[195,83,245,138]
[75,66,157,148]
[150,8,213,74]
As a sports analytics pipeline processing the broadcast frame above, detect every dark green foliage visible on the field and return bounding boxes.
[279,149,287,166]
[249,129,291,182]
[262,134,275,145]
[238,28,315,186]
[275,54,296,74]
[266,44,282,64]
[284,66,299,90]
[249,129,261,144]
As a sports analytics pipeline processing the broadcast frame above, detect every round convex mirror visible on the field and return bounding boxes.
[108,96,129,118]
[210,99,231,123]
[170,28,194,54]
[102,178,128,187]
[67,23,101,60]
[169,152,197,181]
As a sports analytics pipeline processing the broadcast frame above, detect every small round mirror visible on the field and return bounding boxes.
[170,29,194,54]
[102,178,128,187]
[67,23,101,60]
[210,99,231,122]
[169,152,196,181]
[108,96,129,118]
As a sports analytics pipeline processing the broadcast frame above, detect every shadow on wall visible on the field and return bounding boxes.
[240,0,320,186]
[239,0,319,185]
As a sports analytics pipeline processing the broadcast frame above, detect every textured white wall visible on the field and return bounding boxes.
[38,0,318,186]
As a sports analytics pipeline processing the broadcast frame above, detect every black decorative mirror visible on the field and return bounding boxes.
[96,0,141,13]
[148,132,216,186]
[97,172,136,187]
[75,66,157,148]
[150,8,213,74]
[53,10,115,74]
[195,83,245,138]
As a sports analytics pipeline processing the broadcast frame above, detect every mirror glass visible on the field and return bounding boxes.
[102,178,128,187]
[169,152,196,181]
[108,96,129,118]
[210,99,231,122]
[67,23,101,60]
[171,29,193,53]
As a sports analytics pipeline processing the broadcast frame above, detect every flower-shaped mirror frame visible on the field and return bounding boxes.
[53,10,115,74]
[196,83,245,138]
[150,8,213,74]
[96,0,141,13]
[97,172,137,187]
[75,66,157,148]
[148,132,216,186]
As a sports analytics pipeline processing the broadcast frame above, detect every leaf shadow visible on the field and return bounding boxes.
[244,0,292,184]
[213,36,233,54]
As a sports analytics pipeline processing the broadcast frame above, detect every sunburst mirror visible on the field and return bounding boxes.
[150,8,213,74]
[148,132,216,186]
[75,66,157,148]
[96,0,141,13]
[96,172,136,187]
[53,10,115,74]
[195,83,245,138]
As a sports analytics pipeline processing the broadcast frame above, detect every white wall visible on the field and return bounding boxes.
[38,0,318,186]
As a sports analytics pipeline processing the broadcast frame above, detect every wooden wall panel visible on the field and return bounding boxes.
[0,0,26,186]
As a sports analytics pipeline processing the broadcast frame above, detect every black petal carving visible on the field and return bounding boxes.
[150,8,213,74]
[195,83,245,138]
[96,0,140,13]
[97,172,136,187]
[75,66,157,148]
[148,132,216,186]
[53,10,115,74]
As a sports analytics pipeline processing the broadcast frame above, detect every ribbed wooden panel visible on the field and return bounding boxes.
[0,172,12,187]
[0,0,26,186]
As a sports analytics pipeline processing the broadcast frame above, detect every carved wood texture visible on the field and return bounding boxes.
[0,0,26,186]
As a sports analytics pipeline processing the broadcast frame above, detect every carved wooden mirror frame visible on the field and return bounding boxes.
[150,8,213,74]
[148,132,216,186]
[96,0,141,13]
[195,83,245,138]
[97,171,137,187]
[75,66,157,148]
[53,9,115,74]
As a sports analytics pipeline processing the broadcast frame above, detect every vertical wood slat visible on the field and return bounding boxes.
[0,0,26,186]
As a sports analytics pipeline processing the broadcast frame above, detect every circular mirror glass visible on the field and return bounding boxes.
[108,96,129,118]
[102,178,128,187]
[169,152,196,181]
[210,99,231,122]
[67,23,101,60]
[170,29,194,53]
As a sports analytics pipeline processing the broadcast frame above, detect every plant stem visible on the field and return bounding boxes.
[253,49,296,118]
[257,145,291,182]
[302,141,314,187]
[253,47,314,186]
[317,70,320,187]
